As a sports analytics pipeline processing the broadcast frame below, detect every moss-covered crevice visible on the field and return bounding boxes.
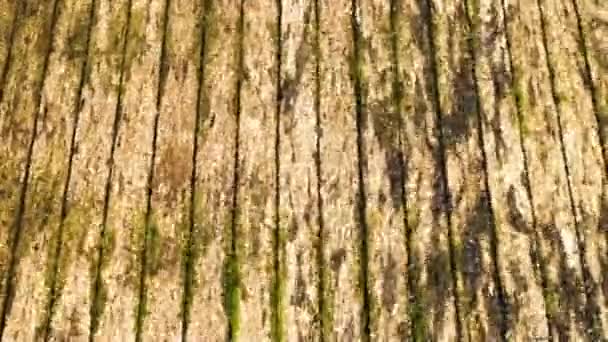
[88,217,116,337]
[349,0,371,340]
[223,248,241,340]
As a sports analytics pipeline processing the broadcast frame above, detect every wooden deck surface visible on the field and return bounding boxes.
[0,0,606,341]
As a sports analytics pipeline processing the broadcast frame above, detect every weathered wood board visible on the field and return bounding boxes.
[1,0,95,340]
[356,0,409,339]
[279,0,322,340]
[186,0,239,340]
[140,0,202,339]
[538,0,608,337]
[468,0,550,339]
[504,0,590,339]
[46,0,132,339]
[394,0,459,339]
[0,0,61,337]
[0,0,603,340]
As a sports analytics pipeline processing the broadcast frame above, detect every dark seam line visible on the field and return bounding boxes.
[0,0,62,337]
[498,0,553,338]
[421,0,464,340]
[570,0,608,175]
[461,1,508,339]
[388,0,414,338]
[135,0,172,340]
[42,0,98,339]
[227,1,245,340]
[89,0,134,339]
[535,0,599,339]
[312,0,326,340]
[272,0,284,340]
[350,0,371,340]
[0,1,21,102]
[181,0,211,340]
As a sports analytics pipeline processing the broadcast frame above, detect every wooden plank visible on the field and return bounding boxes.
[504,0,589,339]
[0,0,60,335]
[574,0,608,335]
[0,0,18,92]
[538,0,608,337]
[317,0,365,339]
[45,0,132,339]
[237,0,279,339]
[0,0,95,340]
[466,0,550,339]
[186,0,239,339]
[427,0,505,339]
[355,0,409,339]
[140,0,202,339]
[394,0,459,339]
[575,0,608,164]
[278,0,322,340]
[92,0,168,339]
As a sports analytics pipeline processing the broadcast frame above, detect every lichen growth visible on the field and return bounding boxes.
[89,221,116,336]
[124,7,147,82]
[223,251,241,340]
[410,297,428,341]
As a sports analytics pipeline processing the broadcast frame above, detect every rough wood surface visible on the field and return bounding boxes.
[279,0,322,340]
[538,0,608,337]
[90,0,167,340]
[1,0,605,340]
[0,0,94,340]
[429,0,505,339]
[186,0,239,340]
[139,0,202,339]
[505,0,589,339]
[0,0,18,93]
[393,0,459,339]
[237,1,279,339]
[356,0,409,339]
[0,0,60,337]
[468,0,550,339]
[45,0,131,339]
[316,0,365,340]
[576,0,608,165]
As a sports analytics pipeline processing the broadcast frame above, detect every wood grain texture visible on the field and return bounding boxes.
[356,0,409,339]
[279,0,322,340]
[538,0,608,337]
[140,0,203,339]
[45,0,131,339]
[91,0,167,339]
[0,0,17,94]
[576,0,608,165]
[573,0,608,335]
[317,0,365,339]
[0,1,604,340]
[1,0,94,340]
[186,0,239,339]
[468,0,550,339]
[237,0,279,339]
[394,0,459,339]
[0,0,60,337]
[504,0,588,339]
[428,0,505,339]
